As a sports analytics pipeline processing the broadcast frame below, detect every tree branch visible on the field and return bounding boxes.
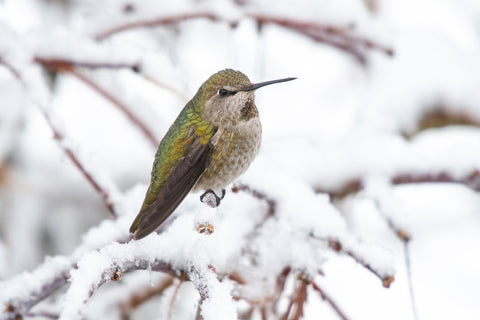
[34,56,140,72]
[308,279,350,320]
[119,276,175,317]
[37,60,159,148]
[0,57,119,217]
[248,13,393,64]
[95,12,220,40]
[93,10,393,64]
[328,239,395,288]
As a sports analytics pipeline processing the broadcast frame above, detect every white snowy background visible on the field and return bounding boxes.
[1,0,480,319]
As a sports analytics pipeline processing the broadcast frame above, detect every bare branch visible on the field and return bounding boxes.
[403,241,419,320]
[231,184,276,218]
[60,254,176,320]
[119,276,175,317]
[328,239,395,288]
[95,12,220,40]
[2,258,71,320]
[314,179,363,200]
[405,108,480,138]
[308,279,350,320]
[187,264,236,320]
[315,169,480,201]
[247,13,394,64]
[34,56,140,72]
[0,58,118,217]
[93,10,393,64]
[281,275,308,320]
[168,274,187,319]
[392,170,480,192]
[37,60,159,147]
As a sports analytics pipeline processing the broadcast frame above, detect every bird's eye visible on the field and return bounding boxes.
[219,88,229,97]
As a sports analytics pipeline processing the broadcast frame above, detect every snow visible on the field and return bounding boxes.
[1,0,480,319]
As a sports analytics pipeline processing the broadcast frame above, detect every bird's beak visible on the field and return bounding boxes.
[242,77,296,91]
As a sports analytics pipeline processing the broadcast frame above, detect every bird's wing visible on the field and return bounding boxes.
[130,135,215,240]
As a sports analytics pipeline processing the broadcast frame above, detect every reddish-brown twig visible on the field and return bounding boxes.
[308,279,350,320]
[119,276,175,317]
[95,12,220,40]
[34,56,140,72]
[0,58,118,217]
[60,139,117,216]
[168,274,187,320]
[315,169,480,201]
[248,13,394,64]
[328,239,394,288]
[68,69,159,147]
[37,59,158,147]
[281,275,308,320]
[392,170,480,192]
[231,184,276,218]
[93,10,393,64]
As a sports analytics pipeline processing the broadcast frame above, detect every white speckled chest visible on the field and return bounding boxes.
[193,117,261,194]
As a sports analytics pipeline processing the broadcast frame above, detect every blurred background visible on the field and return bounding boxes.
[1,0,480,319]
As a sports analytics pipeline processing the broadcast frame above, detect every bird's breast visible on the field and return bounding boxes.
[193,118,261,193]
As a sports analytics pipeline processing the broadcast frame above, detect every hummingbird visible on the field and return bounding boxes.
[130,69,295,240]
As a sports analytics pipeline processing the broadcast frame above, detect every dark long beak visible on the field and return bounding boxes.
[242,77,296,91]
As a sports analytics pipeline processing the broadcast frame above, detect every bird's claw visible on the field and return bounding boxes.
[200,189,225,208]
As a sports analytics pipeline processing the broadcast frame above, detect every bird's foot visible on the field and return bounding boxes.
[200,189,225,208]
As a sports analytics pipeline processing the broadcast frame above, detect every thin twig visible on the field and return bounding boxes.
[328,239,395,288]
[62,143,117,216]
[24,311,59,319]
[403,241,419,320]
[316,169,480,201]
[34,56,140,72]
[119,276,175,317]
[248,13,393,64]
[281,275,308,320]
[168,273,187,320]
[0,58,118,217]
[0,57,22,81]
[314,179,363,200]
[392,170,480,192]
[2,267,71,320]
[59,259,176,320]
[43,64,159,147]
[373,198,418,318]
[95,12,220,40]
[260,306,268,320]
[93,10,393,64]
[143,74,190,102]
[308,279,350,320]
[231,184,276,218]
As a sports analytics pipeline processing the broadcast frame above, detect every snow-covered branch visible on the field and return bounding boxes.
[94,10,393,64]
[2,1,480,319]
